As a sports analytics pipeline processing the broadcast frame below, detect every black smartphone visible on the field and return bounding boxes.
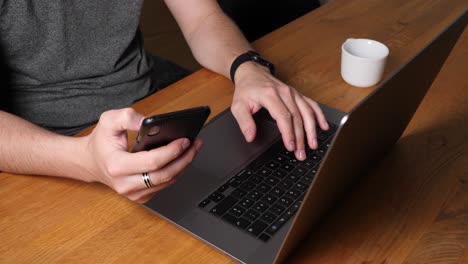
[132,106,211,152]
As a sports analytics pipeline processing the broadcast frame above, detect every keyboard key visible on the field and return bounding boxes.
[210,196,238,216]
[282,208,295,220]
[266,161,281,170]
[240,181,257,192]
[306,152,321,163]
[250,174,264,184]
[255,183,271,194]
[280,163,295,172]
[248,190,263,201]
[310,167,319,175]
[286,173,301,182]
[244,209,261,222]
[278,179,294,190]
[303,174,314,183]
[217,184,230,193]
[270,204,286,215]
[265,177,280,186]
[253,202,269,213]
[298,179,311,189]
[231,189,248,199]
[228,177,242,188]
[228,205,246,218]
[280,209,294,222]
[198,199,211,208]
[290,201,301,214]
[273,154,288,164]
[272,169,288,179]
[247,143,282,172]
[260,211,278,224]
[258,233,271,242]
[246,220,268,237]
[301,160,316,170]
[209,192,225,202]
[239,198,255,209]
[287,157,299,166]
[222,214,251,230]
[269,187,286,198]
[318,132,328,142]
[303,168,318,182]
[266,223,280,235]
[236,169,253,181]
[281,150,295,159]
[285,189,301,200]
[277,196,294,208]
[260,194,277,205]
[294,182,308,193]
[266,215,288,235]
[292,166,308,176]
[258,168,273,177]
[317,146,327,157]
[266,209,295,236]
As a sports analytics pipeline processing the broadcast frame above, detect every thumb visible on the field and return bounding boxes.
[231,102,257,142]
[99,108,145,135]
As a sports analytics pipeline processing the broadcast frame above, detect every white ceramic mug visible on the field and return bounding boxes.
[341,38,389,88]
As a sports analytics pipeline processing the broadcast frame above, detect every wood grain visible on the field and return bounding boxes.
[1,0,467,263]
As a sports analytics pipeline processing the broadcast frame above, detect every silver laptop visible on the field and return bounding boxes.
[143,11,466,264]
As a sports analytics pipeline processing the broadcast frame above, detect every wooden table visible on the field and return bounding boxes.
[1,0,467,263]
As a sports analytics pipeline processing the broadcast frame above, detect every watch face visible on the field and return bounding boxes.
[249,52,274,74]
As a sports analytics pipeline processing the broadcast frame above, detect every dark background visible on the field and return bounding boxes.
[218,0,321,41]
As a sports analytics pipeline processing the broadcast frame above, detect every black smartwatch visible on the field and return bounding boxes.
[230,50,275,83]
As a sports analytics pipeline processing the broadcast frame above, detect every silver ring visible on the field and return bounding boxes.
[142,172,154,189]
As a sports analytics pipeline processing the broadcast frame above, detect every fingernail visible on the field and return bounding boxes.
[312,138,318,149]
[244,128,253,141]
[195,141,203,152]
[182,138,190,149]
[323,121,329,130]
[289,141,296,151]
[299,150,306,160]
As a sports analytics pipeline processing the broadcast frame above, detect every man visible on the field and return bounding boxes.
[0,0,329,203]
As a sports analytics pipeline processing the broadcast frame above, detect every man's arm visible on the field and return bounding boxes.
[165,0,329,161]
[0,110,89,179]
[0,109,202,203]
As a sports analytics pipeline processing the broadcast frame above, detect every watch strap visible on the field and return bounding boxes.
[230,51,275,83]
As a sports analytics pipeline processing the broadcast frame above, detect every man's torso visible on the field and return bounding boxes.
[0,0,153,134]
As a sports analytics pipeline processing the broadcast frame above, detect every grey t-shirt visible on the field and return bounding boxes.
[0,0,153,135]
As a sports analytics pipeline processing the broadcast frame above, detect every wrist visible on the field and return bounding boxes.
[53,135,95,182]
[230,51,275,83]
[233,61,271,84]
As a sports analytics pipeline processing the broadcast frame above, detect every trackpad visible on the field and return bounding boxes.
[194,110,280,178]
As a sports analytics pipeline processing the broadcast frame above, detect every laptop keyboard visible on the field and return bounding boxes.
[198,122,338,242]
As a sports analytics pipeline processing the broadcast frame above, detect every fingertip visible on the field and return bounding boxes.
[311,138,318,149]
[182,138,190,149]
[322,120,329,131]
[231,101,258,142]
[286,140,296,152]
[244,127,256,142]
[195,139,203,151]
[137,115,145,129]
[296,149,306,161]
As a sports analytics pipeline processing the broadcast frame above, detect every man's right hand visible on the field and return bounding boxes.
[83,108,203,203]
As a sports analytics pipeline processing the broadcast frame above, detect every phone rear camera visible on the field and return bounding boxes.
[148,126,160,136]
